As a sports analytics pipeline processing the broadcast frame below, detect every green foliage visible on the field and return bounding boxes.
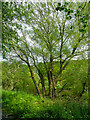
[2,3,88,118]
[2,2,88,98]
[2,90,88,119]
[66,102,88,119]
[2,61,36,94]
[2,58,88,99]
[2,2,33,59]
[56,2,88,34]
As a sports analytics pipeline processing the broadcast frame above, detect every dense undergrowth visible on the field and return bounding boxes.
[2,90,88,119]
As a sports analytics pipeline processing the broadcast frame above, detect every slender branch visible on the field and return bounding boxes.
[58,83,67,93]
[42,50,48,71]
[81,2,87,11]
[13,47,28,64]
[62,34,85,64]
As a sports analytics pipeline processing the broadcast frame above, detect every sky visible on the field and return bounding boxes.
[2,0,89,2]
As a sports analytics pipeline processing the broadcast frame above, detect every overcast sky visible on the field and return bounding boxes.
[2,0,89,2]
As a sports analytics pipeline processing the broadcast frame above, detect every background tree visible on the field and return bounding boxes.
[2,60,37,94]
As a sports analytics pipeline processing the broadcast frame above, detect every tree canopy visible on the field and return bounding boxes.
[2,1,88,98]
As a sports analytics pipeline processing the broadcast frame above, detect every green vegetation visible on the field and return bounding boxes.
[2,61,36,94]
[2,89,88,119]
[1,1,89,119]
[2,59,88,99]
[2,59,88,119]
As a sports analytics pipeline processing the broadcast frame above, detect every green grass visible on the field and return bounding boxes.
[2,89,88,119]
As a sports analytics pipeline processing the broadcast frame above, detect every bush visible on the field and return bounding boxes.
[2,90,88,119]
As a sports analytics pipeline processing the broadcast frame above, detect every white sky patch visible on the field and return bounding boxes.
[3,0,89,2]
[0,55,3,61]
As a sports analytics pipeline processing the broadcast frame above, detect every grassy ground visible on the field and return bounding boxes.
[2,89,88,119]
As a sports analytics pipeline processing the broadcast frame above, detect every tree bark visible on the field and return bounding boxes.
[42,54,52,98]
[27,63,42,97]
[79,82,86,98]
[53,80,57,99]
[31,53,46,97]
[50,55,56,99]
[13,47,42,97]
[38,71,46,97]
[47,70,52,98]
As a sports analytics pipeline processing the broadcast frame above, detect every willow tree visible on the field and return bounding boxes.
[2,1,88,98]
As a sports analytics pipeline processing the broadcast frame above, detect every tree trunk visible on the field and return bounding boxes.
[47,70,52,98]
[50,54,56,99]
[13,47,42,97]
[42,81,46,97]
[53,81,57,99]
[32,55,46,97]
[49,79,52,98]
[35,66,46,97]
[79,82,86,98]
[27,63,42,97]
[42,53,52,98]
[39,72,46,97]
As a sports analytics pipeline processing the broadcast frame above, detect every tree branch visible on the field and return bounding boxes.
[13,47,28,64]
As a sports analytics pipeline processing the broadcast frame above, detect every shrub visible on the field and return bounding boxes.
[2,90,88,119]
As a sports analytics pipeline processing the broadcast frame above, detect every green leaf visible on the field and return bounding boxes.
[69,16,72,19]
[70,26,73,29]
[80,18,83,22]
[75,13,77,17]
[59,7,64,11]
[84,16,88,20]
[79,6,81,8]
[66,16,72,20]
[56,7,60,11]
[77,10,79,14]
[79,29,86,32]
[83,24,87,28]
[65,8,68,12]
[30,10,34,13]
[70,10,73,13]
[67,9,70,15]
[58,3,61,6]
[65,2,69,5]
